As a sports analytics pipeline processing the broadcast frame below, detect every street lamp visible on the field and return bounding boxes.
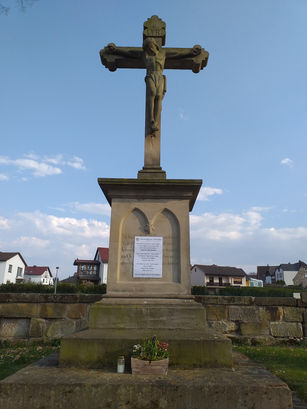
[54,266,59,295]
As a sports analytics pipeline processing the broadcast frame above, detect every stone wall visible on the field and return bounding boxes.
[195,293,307,343]
[0,293,306,342]
[0,294,102,341]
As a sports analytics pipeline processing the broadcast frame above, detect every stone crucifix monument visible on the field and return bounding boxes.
[60,16,232,369]
[100,15,208,177]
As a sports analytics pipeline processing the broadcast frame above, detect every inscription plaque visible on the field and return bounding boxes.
[133,236,163,278]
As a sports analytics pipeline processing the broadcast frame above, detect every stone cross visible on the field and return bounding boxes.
[100,15,209,178]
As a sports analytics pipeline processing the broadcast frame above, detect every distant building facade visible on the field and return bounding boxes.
[0,252,27,284]
[257,261,307,287]
[94,247,109,284]
[191,264,247,287]
[73,247,109,285]
[275,261,307,286]
[24,266,53,285]
[257,265,278,285]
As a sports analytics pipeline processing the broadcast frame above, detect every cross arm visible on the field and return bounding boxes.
[100,44,145,72]
[164,46,209,73]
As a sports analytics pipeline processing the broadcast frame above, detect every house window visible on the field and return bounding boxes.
[17,267,23,278]
[8,264,12,273]
[233,278,242,285]
[209,276,214,284]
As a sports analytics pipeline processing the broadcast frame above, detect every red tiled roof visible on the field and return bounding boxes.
[25,266,52,277]
[0,252,27,266]
[95,247,109,263]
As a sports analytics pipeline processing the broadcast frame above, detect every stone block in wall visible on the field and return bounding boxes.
[66,304,88,320]
[208,320,237,334]
[206,305,227,321]
[304,323,307,337]
[283,307,303,322]
[0,303,39,318]
[240,322,270,336]
[304,311,307,323]
[0,318,30,338]
[38,303,68,319]
[46,319,76,339]
[29,318,47,338]
[228,306,262,322]
[75,318,89,332]
[263,306,283,321]
[270,322,303,338]
[216,296,254,305]
[301,292,307,305]
[254,297,296,307]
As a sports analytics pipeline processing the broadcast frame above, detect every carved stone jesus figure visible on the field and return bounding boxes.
[107,39,201,134]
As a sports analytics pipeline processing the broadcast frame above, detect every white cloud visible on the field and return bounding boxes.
[0,154,86,179]
[66,156,86,170]
[198,187,223,201]
[67,201,111,216]
[0,216,9,229]
[0,155,62,177]
[190,207,307,273]
[0,173,8,181]
[0,211,109,278]
[178,108,189,121]
[281,158,293,167]
[12,236,50,249]
[18,211,109,239]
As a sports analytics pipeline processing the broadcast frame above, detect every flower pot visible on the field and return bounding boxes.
[131,357,169,375]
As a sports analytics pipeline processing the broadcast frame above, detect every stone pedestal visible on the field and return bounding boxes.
[59,176,233,369]
[98,177,202,297]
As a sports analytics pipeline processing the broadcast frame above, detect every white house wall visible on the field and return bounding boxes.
[284,271,297,286]
[2,255,25,284]
[0,262,6,284]
[191,266,205,286]
[101,263,108,284]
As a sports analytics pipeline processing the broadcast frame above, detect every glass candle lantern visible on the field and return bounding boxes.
[117,356,125,373]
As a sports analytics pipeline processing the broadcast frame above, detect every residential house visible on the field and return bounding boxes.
[94,247,109,284]
[191,264,247,287]
[73,247,109,285]
[293,263,307,288]
[61,273,79,284]
[257,265,278,285]
[73,259,100,285]
[24,266,53,285]
[246,276,263,287]
[0,252,27,284]
[275,261,307,286]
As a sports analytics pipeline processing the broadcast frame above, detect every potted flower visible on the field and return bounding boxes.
[131,336,169,375]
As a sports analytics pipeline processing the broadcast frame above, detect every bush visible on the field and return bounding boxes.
[0,282,106,294]
[191,285,305,297]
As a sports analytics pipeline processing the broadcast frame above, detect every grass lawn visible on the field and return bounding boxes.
[0,340,60,381]
[234,343,307,402]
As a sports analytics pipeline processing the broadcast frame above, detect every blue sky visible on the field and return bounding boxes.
[0,0,306,278]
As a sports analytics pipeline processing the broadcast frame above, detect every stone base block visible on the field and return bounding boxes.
[59,327,232,369]
[89,298,207,330]
[0,351,293,409]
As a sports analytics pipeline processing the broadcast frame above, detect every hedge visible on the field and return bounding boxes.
[191,285,306,297]
[0,282,106,294]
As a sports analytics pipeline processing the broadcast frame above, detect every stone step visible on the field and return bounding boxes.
[0,351,293,409]
[59,327,232,369]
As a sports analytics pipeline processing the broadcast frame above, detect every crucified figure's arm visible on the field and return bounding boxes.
[165,45,202,60]
[106,43,142,59]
